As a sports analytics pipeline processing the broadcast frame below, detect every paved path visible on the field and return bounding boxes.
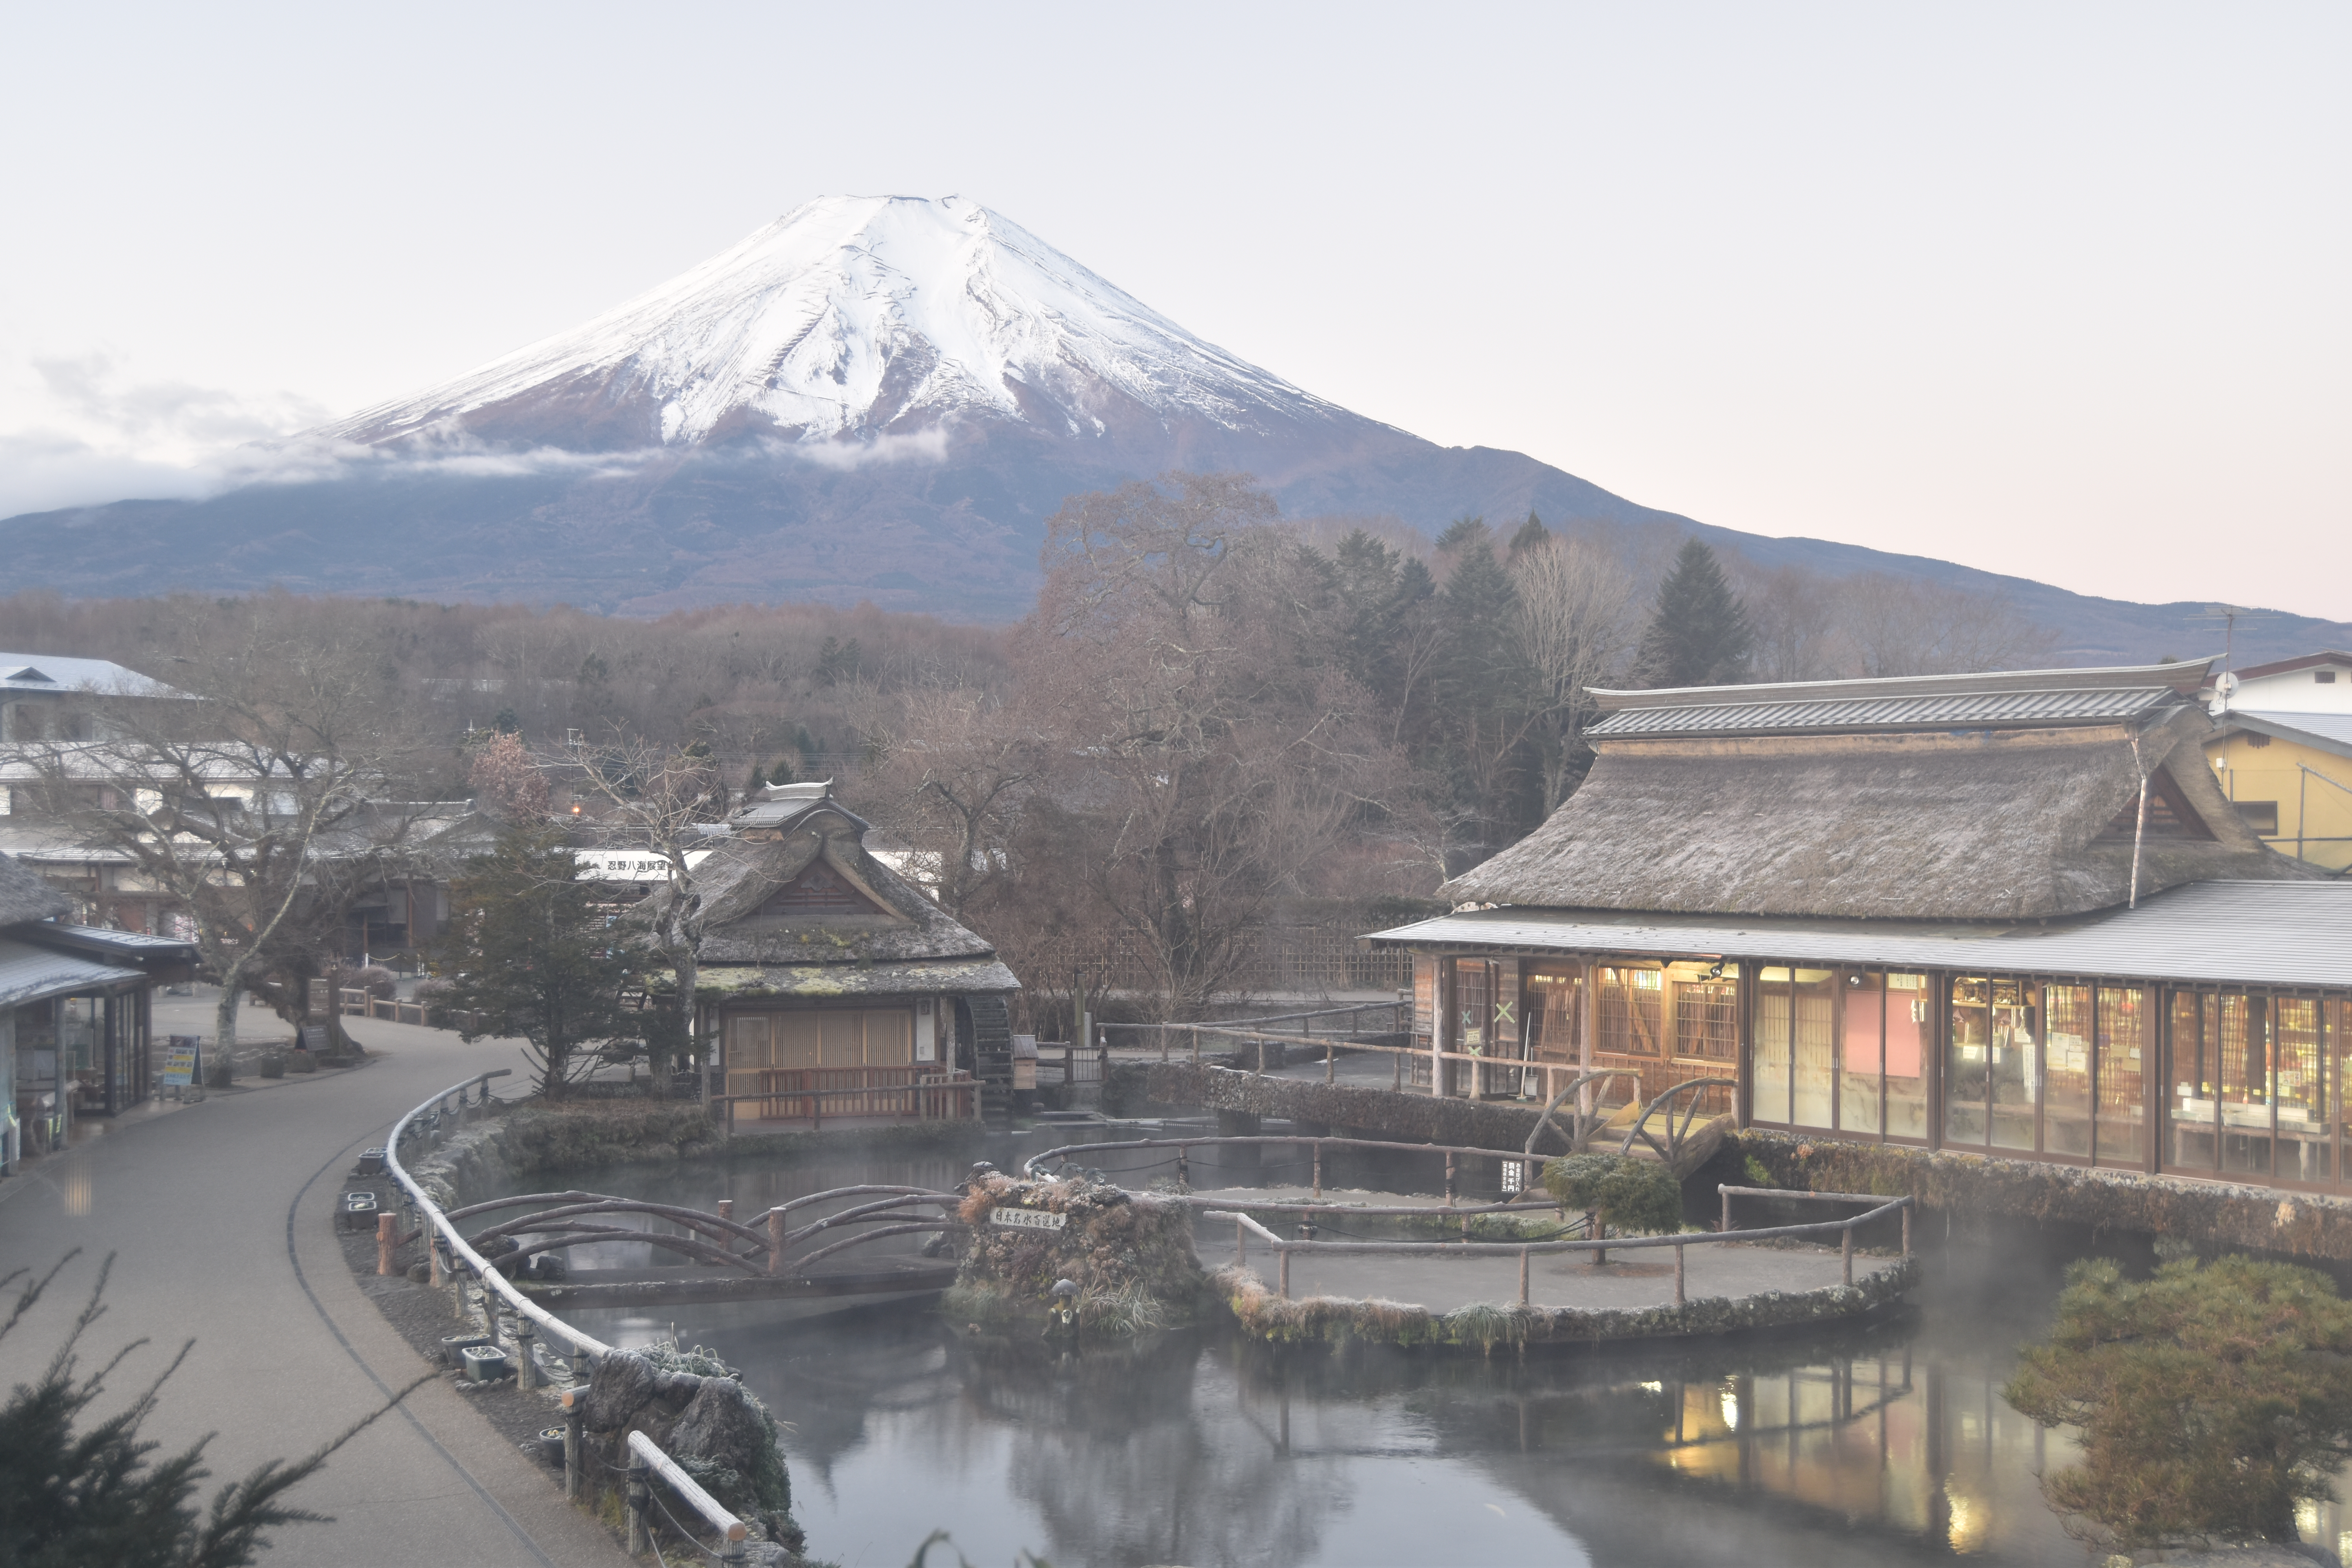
[0,1001,633,1568]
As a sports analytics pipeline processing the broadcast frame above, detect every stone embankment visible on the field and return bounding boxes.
[1147,1062,2352,1263]
[1735,1131,2352,1264]
[1212,1254,1921,1350]
[948,1172,1207,1332]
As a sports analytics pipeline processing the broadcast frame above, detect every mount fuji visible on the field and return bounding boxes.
[4,195,2345,660]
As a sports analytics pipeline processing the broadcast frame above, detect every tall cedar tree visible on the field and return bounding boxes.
[1433,523,1544,850]
[1635,538,1754,688]
[2005,1254,2352,1548]
[432,826,637,1098]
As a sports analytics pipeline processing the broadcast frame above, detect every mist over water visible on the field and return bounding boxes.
[529,1151,2352,1567]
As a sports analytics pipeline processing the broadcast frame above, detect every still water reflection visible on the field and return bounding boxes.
[545,1155,2352,1568]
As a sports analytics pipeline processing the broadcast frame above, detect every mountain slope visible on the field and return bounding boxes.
[2,195,2342,661]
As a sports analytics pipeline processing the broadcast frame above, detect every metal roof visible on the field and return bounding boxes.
[0,938,143,1009]
[1365,880,2352,991]
[2227,710,2352,761]
[1588,657,2215,714]
[0,653,187,699]
[1586,686,2175,740]
[27,924,199,960]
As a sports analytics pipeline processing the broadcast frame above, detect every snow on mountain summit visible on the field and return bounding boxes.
[330,195,1356,450]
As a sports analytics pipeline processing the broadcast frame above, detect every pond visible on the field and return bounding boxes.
[524,1144,2352,1567]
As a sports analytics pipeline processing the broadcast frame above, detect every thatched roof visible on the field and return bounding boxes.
[642,784,1013,990]
[0,851,69,926]
[1446,704,2317,921]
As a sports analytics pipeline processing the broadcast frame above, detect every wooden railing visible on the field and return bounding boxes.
[719,1067,976,1131]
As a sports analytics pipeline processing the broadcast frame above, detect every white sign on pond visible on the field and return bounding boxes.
[989,1207,1067,1232]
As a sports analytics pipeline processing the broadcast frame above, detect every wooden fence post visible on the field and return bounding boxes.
[767,1209,786,1276]
[1518,1247,1530,1306]
[1842,1222,1854,1287]
[562,1389,584,1500]
[1675,1240,1686,1307]
[625,1459,648,1555]
[376,1213,396,1276]
[514,1318,538,1391]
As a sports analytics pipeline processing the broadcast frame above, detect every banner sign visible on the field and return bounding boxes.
[161,1043,201,1087]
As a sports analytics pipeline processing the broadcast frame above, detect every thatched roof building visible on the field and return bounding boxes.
[1445,659,2313,921]
[644,782,1015,1126]
[653,782,1016,998]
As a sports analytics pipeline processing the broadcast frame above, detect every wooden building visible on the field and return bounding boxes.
[1368,660,2352,1191]
[657,782,1016,1127]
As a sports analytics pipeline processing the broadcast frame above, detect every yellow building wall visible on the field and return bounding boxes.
[2203,731,2352,871]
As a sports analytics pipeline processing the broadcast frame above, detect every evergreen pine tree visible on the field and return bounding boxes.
[1508,512,1550,554]
[432,826,638,1097]
[1434,515,1489,554]
[1634,539,1754,687]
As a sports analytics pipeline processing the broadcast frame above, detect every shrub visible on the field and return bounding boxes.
[1541,1153,1683,1237]
[328,963,398,1001]
[2005,1254,2352,1548]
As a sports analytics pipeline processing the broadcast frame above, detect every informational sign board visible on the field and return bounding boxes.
[161,1043,201,1087]
[300,1025,329,1052]
[1011,1033,1038,1090]
[989,1206,1067,1232]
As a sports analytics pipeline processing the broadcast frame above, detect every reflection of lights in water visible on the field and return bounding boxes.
[1945,1490,1988,1555]
[1719,1388,1739,1430]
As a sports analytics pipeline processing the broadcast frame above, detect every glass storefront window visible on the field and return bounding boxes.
[1524,966,1583,1064]
[1989,980,2038,1152]
[2275,998,2325,1182]
[2220,994,2272,1178]
[1792,970,1837,1130]
[1596,965,1665,1057]
[1946,978,1990,1146]
[2335,1001,2352,1187]
[1885,975,1929,1140]
[1841,974,1884,1136]
[2044,985,2092,1158]
[1755,968,1792,1123]
[2096,987,2147,1166]
[2168,991,2216,1171]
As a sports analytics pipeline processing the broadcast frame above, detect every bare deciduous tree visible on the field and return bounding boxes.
[1016,473,1403,1014]
[564,732,728,1096]
[28,604,423,1063]
[1510,535,1639,814]
[848,682,1036,918]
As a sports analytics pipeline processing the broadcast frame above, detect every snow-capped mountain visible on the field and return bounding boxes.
[12,192,2335,660]
[331,195,1367,455]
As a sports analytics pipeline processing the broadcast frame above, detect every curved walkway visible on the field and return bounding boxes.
[0,1006,632,1568]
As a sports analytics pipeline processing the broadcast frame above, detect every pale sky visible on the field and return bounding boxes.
[1,3,2344,617]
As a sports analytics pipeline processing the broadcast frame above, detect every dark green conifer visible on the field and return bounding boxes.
[1508,512,1550,554]
[1634,538,1753,687]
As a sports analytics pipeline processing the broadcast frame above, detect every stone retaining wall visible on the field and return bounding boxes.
[1731,1131,2352,1263]
[1146,1061,1548,1152]
[1214,1254,1921,1348]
